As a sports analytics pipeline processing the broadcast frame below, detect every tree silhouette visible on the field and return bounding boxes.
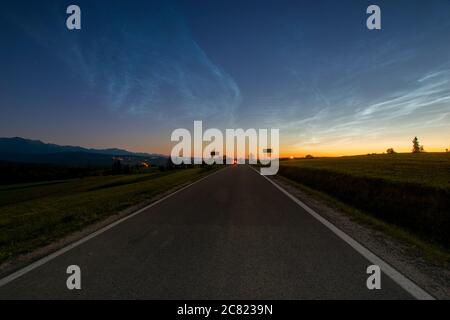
[386,148,396,154]
[412,137,423,153]
[165,157,176,170]
[112,159,122,174]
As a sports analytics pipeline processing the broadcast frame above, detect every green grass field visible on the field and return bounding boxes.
[282,153,450,189]
[0,167,216,264]
[278,153,450,249]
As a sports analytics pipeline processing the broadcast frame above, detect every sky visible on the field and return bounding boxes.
[1,0,450,156]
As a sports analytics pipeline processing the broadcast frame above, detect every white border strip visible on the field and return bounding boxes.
[0,167,226,288]
[251,167,435,300]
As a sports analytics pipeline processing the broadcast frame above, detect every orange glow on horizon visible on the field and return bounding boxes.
[65,133,449,159]
[279,146,449,158]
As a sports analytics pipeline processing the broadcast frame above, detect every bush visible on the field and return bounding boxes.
[386,148,396,154]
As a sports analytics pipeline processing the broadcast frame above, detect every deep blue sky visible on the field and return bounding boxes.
[1,0,450,155]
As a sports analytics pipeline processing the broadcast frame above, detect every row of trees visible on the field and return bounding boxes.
[386,137,427,154]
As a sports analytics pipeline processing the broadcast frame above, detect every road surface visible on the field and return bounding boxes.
[0,165,416,299]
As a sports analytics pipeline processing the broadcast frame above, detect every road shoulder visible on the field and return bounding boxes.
[0,167,225,280]
[271,174,450,300]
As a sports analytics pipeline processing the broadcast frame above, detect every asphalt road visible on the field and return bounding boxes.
[0,165,414,299]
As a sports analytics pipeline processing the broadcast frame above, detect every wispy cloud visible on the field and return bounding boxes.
[2,0,449,154]
[284,69,450,149]
[259,19,450,152]
[69,4,241,127]
[7,1,241,127]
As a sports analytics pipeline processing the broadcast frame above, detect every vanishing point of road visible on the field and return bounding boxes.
[0,165,424,299]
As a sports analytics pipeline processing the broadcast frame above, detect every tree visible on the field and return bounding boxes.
[165,157,175,170]
[386,148,396,154]
[112,159,122,174]
[412,137,423,153]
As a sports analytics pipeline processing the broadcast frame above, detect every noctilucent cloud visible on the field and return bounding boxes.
[1,0,449,156]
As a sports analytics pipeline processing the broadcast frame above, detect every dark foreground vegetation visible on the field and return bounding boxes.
[0,157,170,185]
[278,153,450,249]
[0,161,106,185]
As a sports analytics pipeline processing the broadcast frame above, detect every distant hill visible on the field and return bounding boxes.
[0,137,160,157]
[0,137,167,167]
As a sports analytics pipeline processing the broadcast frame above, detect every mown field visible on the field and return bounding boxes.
[278,153,450,248]
[0,166,217,264]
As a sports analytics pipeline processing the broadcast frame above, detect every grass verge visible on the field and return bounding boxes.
[278,153,450,249]
[0,166,219,264]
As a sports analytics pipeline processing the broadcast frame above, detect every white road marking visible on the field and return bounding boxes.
[1,165,436,300]
[0,167,226,288]
[250,166,435,300]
